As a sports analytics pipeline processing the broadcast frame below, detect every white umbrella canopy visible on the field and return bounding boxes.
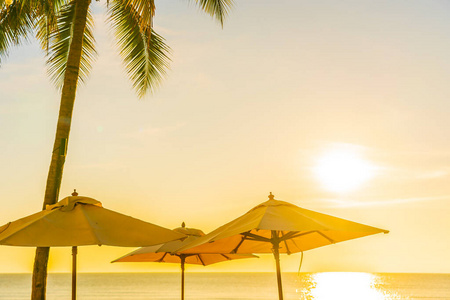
[0,191,186,299]
[113,223,257,300]
[178,193,389,300]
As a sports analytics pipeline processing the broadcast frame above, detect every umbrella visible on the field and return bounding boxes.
[0,191,186,300]
[113,222,257,300]
[177,193,389,300]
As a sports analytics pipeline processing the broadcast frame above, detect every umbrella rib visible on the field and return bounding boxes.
[283,231,316,240]
[158,252,168,262]
[278,231,299,241]
[282,230,335,244]
[231,232,271,253]
[241,232,271,242]
[220,254,231,260]
[197,254,206,266]
[231,235,246,254]
[289,235,300,250]
[0,222,11,234]
[316,231,335,244]
[242,237,264,242]
[280,232,291,255]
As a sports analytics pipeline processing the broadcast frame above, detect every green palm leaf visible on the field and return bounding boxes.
[0,0,69,64]
[108,0,170,97]
[123,0,154,34]
[46,0,97,89]
[35,0,66,52]
[193,0,233,26]
[0,0,35,65]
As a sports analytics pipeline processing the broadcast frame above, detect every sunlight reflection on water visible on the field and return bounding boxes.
[296,272,404,300]
[2,272,448,299]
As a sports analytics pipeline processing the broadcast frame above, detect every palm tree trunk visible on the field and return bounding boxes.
[31,0,91,298]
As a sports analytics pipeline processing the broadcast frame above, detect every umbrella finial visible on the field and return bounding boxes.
[268,192,275,200]
[181,222,186,228]
[72,189,78,196]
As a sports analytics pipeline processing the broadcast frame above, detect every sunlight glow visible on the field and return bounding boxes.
[313,145,377,193]
[308,272,386,300]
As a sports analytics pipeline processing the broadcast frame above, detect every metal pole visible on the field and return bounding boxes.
[180,256,185,300]
[272,231,284,300]
[71,192,79,300]
[72,246,77,300]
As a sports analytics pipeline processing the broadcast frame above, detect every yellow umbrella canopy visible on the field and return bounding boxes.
[113,223,255,265]
[0,193,186,300]
[113,223,257,300]
[178,194,389,254]
[178,193,389,300]
[0,195,185,247]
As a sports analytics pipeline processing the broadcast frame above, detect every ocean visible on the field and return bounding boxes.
[0,272,449,300]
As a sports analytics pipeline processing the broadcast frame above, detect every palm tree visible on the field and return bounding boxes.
[0,0,233,298]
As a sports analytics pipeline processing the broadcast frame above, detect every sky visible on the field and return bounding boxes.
[0,0,449,274]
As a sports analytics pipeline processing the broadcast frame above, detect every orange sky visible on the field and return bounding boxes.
[0,0,449,273]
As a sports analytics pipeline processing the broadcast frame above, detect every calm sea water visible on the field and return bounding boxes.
[0,272,449,300]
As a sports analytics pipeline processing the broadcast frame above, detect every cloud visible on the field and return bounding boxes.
[72,162,125,171]
[325,195,450,208]
[381,167,450,182]
[126,123,186,140]
[416,170,448,179]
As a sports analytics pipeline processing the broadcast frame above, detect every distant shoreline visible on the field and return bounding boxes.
[1,271,449,275]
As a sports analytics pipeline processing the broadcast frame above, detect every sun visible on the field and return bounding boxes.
[313,145,377,193]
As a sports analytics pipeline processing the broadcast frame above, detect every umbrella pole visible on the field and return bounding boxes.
[273,241,284,300]
[180,255,185,300]
[72,246,77,300]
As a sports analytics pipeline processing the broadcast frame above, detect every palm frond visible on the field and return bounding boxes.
[123,0,154,34]
[108,0,170,97]
[46,0,97,89]
[193,0,233,26]
[35,0,66,52]
[0,0,35,65]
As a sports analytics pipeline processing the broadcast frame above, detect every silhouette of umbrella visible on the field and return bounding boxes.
[177,193,389,300]
[0,191,186,300]
[113,222,257,300]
